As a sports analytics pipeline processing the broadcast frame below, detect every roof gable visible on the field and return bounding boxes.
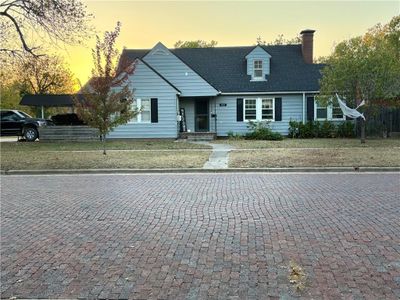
[142,43,219,96]
[245,45,271,58]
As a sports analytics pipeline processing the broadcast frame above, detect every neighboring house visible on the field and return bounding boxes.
[109,29,344,139]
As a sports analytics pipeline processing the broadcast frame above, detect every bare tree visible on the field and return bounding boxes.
[0,0,92,57]
[75,22,137,155]
[174,40,218,48]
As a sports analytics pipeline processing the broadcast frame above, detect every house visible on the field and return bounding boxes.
[109,29,344,139]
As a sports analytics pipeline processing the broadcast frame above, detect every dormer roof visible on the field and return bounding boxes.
[245,45,271,58]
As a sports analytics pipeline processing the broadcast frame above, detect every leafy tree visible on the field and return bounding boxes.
[74,22,137,155]
[0,81,25,109]
[0,0,92,57]
[319,15,400,143]
[174,40,218,48]
[16,54,76,94]
[0,54,76,116]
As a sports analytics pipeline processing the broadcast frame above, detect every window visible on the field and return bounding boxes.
[244,99,257,120]
[244,98,275,121]
[316,103,328,120]
[130,98,151,123]
[253,60,263,79]
[1,111,20,121]
[331,100,344,120]
[314,99,345,121]
[262,98,274,120]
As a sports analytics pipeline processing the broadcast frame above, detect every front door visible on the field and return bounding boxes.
[195,99,209,132]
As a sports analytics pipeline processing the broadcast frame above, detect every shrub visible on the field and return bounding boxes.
[319,120,336,138]
[288,120,355,138]
[300,121,318,138]
[246,121,283,140]
[337,121,355,138]
[288,120,300,138]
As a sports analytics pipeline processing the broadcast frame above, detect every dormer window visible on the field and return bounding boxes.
[253,60,263,79]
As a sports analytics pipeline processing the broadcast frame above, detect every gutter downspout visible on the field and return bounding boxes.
[302,93,306,124]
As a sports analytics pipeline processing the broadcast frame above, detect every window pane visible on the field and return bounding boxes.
[245,99,256,109]
[141,99,150,110]
[254,60,262,69]
[262,110,273,120]
[245,110,256,120]
[317,108,327,119]
[245,99,256,120]
[332,107,343,119]
[254,70,263,78]
[141,111,151,122]
[262,99,272,108]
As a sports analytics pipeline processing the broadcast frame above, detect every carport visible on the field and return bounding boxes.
[20,94,84,118]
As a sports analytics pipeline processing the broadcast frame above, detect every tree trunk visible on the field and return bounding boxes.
[102,134,107,155]
[360,119,366,144]
[388,109,393,138]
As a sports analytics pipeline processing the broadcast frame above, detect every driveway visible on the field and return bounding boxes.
[0,136,19,142]
[1,173,399,299]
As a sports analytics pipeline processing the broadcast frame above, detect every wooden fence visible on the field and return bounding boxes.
[39,126,99,141]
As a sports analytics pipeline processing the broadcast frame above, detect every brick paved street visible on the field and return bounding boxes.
[1,173,400,299]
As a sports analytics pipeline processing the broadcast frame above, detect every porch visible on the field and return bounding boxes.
[178,97,217,140]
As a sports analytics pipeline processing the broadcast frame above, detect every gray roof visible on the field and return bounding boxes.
[122,45,325,93]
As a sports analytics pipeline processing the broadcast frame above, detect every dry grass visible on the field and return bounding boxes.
[217,138,400,149]
[229,148,400,168]
[288,261,307,292]
[0,150,210,170]
[0,140,210,152]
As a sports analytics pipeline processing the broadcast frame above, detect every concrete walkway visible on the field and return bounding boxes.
[193,142,235,169]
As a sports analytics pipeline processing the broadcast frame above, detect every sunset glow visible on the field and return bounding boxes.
[61,1,399,86]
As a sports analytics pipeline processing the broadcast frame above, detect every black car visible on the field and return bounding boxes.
[0,110,53,141]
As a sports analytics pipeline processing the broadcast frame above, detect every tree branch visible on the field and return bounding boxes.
[0,10,39,56]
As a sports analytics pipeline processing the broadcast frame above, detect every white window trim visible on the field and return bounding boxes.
[243,97,275,122]
[253,60,264,80]
[128,98,151,124]
[314,101,345,121]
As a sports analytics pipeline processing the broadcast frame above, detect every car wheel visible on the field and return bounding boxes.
[24,127,38,142]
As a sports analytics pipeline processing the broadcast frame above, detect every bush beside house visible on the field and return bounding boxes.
[288,120,355,138]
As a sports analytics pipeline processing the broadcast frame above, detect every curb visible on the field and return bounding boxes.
[1,167,400,175]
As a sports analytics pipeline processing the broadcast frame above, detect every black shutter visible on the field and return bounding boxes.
[237,98,243,122]
[275,97,282,121]
[151,98,158,123]
[307,96,314,121]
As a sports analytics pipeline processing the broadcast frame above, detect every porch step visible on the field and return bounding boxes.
[180,132,216,141]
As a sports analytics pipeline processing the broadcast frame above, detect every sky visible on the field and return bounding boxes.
[60,1,400,85]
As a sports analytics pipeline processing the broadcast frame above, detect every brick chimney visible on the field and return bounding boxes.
[300,29,315,64]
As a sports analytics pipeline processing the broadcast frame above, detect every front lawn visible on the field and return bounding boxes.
[0,140,211,151]
[1,150,210,170]
[229,148,400,168]
[217,138,400,149]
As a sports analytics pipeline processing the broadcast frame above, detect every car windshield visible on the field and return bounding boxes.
[16,111,32,119]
